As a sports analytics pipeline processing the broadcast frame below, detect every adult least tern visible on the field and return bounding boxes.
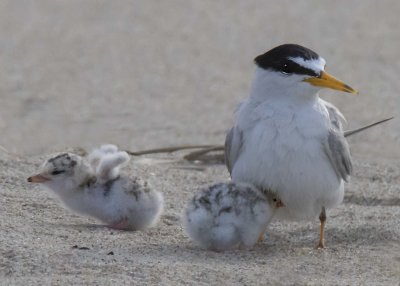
[225,44,358,248]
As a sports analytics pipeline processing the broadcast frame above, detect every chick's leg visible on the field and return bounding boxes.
[258,222,270,243]
[257,232,265,243]
[317,207,326,248]
[107,217,129,230]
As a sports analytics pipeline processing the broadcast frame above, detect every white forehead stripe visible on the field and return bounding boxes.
[288,56,326,73]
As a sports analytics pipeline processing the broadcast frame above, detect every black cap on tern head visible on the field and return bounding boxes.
[254,44,320,77]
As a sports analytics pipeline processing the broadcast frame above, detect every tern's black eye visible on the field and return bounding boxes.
[51,170,65,175]
[280,62,293,74]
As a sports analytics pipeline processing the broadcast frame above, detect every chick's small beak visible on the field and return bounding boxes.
[27,174,50,183]
[303,71,358,94]
[276,200,285,208]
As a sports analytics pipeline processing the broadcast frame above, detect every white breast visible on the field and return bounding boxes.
[232,98,344,220]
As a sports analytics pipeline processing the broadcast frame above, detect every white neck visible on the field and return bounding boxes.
[249,67,320,105]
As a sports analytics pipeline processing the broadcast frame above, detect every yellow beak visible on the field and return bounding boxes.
[303,71,358,94]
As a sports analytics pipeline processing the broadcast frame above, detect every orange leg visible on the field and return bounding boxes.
[317,207,326,248]
[258,198,284,243]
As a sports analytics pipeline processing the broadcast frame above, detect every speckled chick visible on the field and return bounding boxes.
[183,182,282,251]
[28,152,164,230]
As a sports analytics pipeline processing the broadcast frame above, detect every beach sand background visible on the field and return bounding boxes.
[0,1,399,285]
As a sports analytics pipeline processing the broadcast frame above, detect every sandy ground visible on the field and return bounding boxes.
[0,0,399,285]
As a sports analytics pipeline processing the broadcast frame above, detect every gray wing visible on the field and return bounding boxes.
[323,104,353,182]
[324,130,353,182]
[325,103,344,131]
[224,127,243,176]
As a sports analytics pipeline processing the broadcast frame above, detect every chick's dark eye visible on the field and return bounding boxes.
[51,170,65,175]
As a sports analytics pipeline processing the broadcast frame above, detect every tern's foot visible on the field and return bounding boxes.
[107,217,129,230]
[317,207,326,249]
[257,233,265,243]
